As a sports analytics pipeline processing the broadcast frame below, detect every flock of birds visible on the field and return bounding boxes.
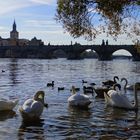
[68,76,140,111]
[0,75,139,121]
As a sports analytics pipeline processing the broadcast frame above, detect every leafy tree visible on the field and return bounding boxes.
[56,0,140,41]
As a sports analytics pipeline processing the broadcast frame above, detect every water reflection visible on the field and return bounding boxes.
[18,118,45,140]
[104,107,128,120]
[101,106,140,139]
[68,106,92,119]
[0,58,140,139]
[64,107,92,138]
[48,107,93,139]
[8,59,19,86]
[0,110,16,121]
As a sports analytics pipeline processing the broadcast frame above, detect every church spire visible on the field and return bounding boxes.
[10,19,19,39]
[13,19,16,31]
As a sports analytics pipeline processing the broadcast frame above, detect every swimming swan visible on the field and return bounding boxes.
[19,91,47,119]
[104,83,139,110]
[94,86,110,98]
[121,77,140,90]
[0,98,18,111]
[102,76,119,87]
[68,86,92,108]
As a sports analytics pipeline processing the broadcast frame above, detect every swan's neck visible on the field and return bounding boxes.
[114,76,118,83]
[123,79,127,93]
[34,94,44,104]
[72,89,76,95]
[133,85,138,109]
[124,79,128,89]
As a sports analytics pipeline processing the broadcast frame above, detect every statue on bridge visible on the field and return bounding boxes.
[101,39,108,46]
[101,39,105,46]
[106,40,108,45]
[134,40,140,54]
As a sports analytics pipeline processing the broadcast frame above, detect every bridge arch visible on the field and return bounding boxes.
[52,49,67,58]
[111,49,132,59]
[80,49,98,58]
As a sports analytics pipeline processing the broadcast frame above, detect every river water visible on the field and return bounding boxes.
[0,58,139,140]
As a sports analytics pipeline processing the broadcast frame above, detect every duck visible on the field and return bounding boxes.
[104,83,139,110]
[0,98,18,111]
[93,86,110,98]
[68,86,92,109]
[2,70,5,73]
[70,87,80,92]
[75,87,80,92]
[83,86,94,96]
[58,87,65,91]
[102,76,119,87]
[47,81,54,87]
[19,91,48,120]
[90,82,96,86]
[82,80,88,84]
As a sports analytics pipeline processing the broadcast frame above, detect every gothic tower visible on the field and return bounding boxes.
[10,20,19,39]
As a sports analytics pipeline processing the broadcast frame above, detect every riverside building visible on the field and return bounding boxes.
[0,20,44,47]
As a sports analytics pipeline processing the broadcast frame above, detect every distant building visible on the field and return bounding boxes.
[0,20,44,47]
[18,39,29,46]
[29,37,44,46]
[0,37,9,46]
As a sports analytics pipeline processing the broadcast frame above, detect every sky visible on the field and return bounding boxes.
[0,0,138,53]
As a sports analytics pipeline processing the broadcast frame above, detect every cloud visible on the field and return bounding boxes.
[29,0,55,5]
[0,1,31,15]
[24,19,61,29]
[0,0,56,15]
[0,26,5,30]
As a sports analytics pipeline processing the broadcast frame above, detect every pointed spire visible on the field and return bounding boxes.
[13,19,16,25]
[13,19,16,31]
[10,19,19,39]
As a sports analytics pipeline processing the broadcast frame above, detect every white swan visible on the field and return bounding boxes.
[104,83,139,110]
[68,86,92,108]
[121,77,140,90]
[19,91,47,119]
[0,98,18,111]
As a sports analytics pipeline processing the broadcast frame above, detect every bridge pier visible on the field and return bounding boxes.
[66,47,84,59]
[97,46,112,60]
[98,54,112,61]
[132,54,140,61]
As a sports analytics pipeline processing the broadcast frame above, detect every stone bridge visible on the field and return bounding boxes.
[0,44,140,60]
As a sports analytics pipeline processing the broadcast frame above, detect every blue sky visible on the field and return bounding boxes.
[0,0,138,48]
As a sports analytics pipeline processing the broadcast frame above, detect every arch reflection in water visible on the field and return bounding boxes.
[18,118,45,140]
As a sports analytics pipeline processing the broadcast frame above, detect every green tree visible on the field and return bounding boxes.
[56,0,140,41]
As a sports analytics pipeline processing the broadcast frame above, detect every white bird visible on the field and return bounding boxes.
[0,98,18,111]
[104,83,139,110]
[68,86,92,108]
[19,91,47,119]
[121,77,140,90]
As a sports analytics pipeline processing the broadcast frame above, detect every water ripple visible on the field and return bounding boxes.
[0,58,140,139]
